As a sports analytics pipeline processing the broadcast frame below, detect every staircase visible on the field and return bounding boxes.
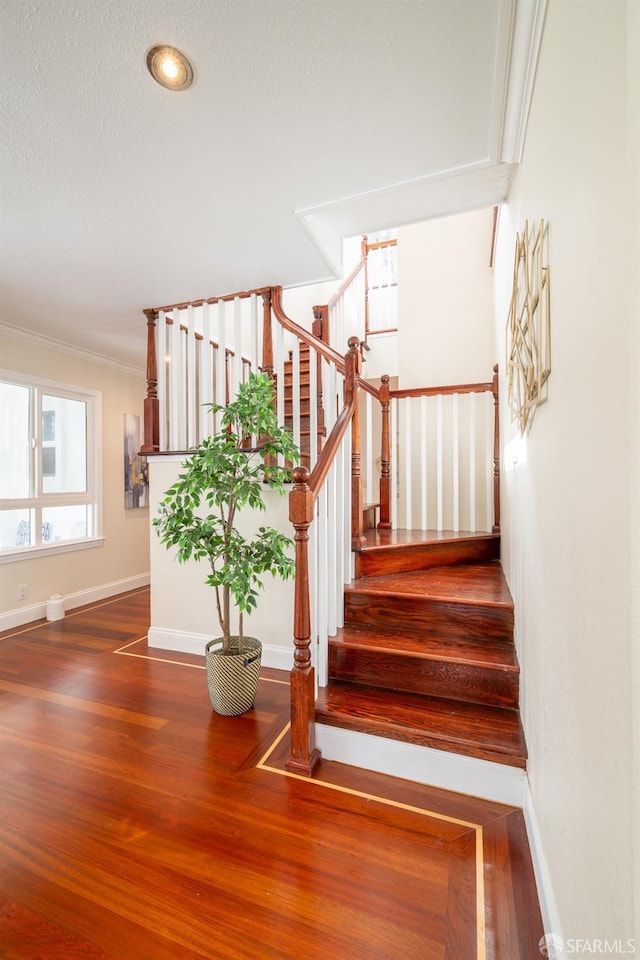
[282,342,324,468]
[316,528,527,769]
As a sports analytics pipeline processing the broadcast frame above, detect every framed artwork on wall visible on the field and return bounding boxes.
[124,414,149,509]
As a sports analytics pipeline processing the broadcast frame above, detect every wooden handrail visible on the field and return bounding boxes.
[149,286,273,315]
[271,286,346,372]
[390,381,493,400]
[327,256,366,310]
[365,238,397,252]
[285,340,361,777]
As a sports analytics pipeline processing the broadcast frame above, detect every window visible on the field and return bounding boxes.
[365,229,398,335]
[0,372,101,558]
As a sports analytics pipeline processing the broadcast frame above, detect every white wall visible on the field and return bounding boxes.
[397,208,495,388]
[0,334,150,620]
[148,457,295,670]
[281,280,336,331]
[493,0,636,944]
[630,0,640,943]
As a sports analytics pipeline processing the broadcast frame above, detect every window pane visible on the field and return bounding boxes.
[41,505,90,542]
[0,509,34,549]
[42,395,87,493]
[0,382,30,498]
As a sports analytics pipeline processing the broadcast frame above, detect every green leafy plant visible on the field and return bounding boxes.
[154,372,300,653]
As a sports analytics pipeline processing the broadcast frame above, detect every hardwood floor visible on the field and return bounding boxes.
[0,589,543,959]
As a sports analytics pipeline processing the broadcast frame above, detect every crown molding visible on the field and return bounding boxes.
[497,0,549,164]
[0,322,145,377]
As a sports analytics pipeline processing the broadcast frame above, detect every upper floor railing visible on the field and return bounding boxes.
[311,235,398,361]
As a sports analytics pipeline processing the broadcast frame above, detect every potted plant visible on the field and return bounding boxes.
[154,372,300,715]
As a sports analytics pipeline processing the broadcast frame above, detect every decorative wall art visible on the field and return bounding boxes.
[506,219,551,434]
[124,414,149,508]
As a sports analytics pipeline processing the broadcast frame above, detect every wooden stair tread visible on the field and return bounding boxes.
[316,682,527,767]
[332,626,519,670]
[348,562,513,608]
[359,529,500,550]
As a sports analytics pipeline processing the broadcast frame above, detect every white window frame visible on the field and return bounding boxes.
[0,370,103,562]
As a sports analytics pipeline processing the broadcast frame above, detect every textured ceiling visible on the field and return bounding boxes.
[1,0,544,370]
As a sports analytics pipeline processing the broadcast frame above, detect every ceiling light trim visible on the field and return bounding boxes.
[146,45,194,92]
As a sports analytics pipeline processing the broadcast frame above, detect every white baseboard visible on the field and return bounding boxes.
[522,781,564,947]
[147,626,293,671]
[0,573,150,632]
[315,723,528,806]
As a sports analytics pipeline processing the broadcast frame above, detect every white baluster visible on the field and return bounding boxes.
[233,297,242,399]
[327,458,337,637]
[186,305,197,449]
[364,391,372,504]
[158,312,167,451]
[169,308,182,450]
[453,393,459,533]
[200,304,212,441]
[421,395,427,531]
[309,515,318,688]
[469,392,476,533]
[485,391,492,533]
[344,427,353,583]
[404,397,412,529]
[391,397,398,529]
[436,394,443,532]
[250,293,259,376]
[215,302,226,433]
[317,483,328,687]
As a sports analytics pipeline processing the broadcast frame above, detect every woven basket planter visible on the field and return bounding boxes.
[205,636,262,716]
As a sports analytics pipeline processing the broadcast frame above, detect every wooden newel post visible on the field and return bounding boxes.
[347,337,365,549]
[312,304,329,346]
[492,363,501,534]
[378,374,392,529]
[141,309,160,454]
[312,307,327,454]
[261,290,274,380]
[286,466,321,776]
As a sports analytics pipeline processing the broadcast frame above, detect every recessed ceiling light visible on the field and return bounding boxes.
[146,45,194,91]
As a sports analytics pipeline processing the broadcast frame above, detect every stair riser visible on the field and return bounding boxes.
[329,646,519,708]
[355,536,500,578]
[344,592,514,640]
[315,707,526,768]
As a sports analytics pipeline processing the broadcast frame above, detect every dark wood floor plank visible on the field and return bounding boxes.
[0,588,542,959]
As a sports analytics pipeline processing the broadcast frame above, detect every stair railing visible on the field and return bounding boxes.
[372,367,500,534]
[285,338,361,776]
[141,288,272,454]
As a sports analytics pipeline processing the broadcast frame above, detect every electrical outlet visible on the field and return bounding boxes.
[17,584,27,601]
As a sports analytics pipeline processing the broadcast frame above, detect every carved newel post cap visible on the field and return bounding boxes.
[347,336,360,351]
[292,466,310,486]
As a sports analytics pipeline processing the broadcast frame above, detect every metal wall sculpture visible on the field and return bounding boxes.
[506,219,551,434]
